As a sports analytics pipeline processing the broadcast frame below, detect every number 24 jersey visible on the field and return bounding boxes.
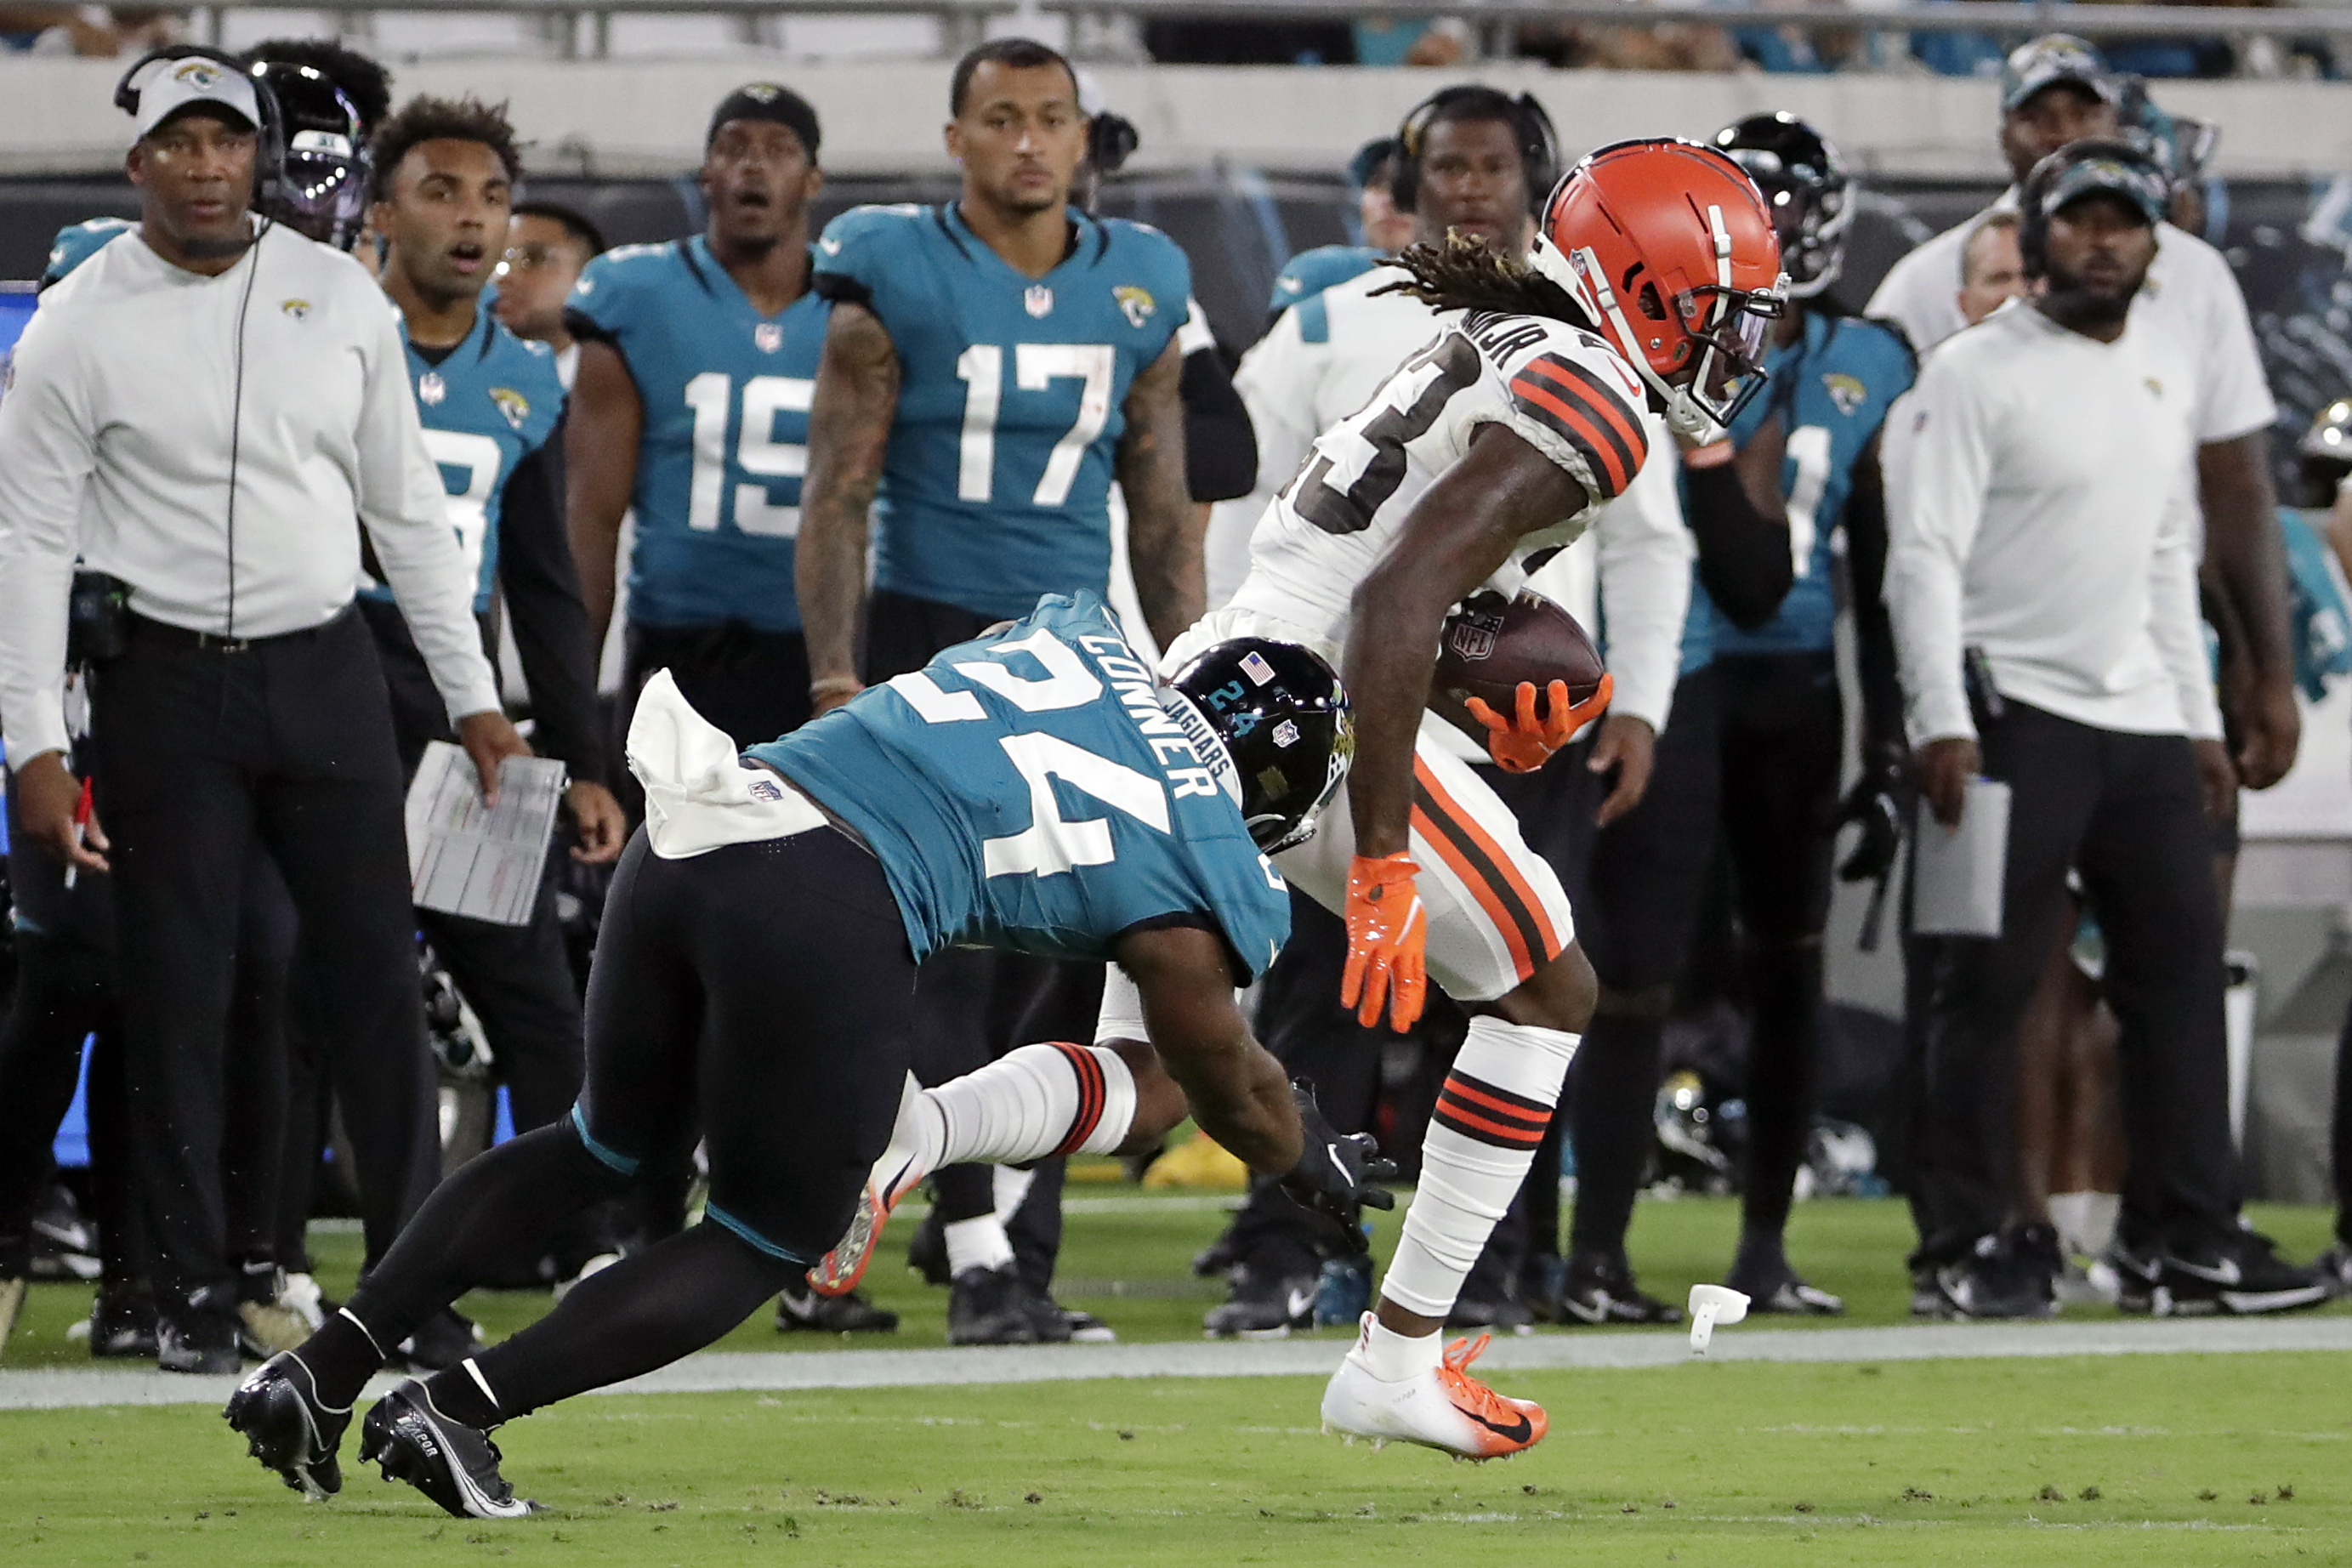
[1229,309,1656,649]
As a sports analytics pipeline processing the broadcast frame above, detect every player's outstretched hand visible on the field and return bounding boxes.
[1279,1077,1398,1235]
[1339,852,1427,1032]
[1464,675,1614,774]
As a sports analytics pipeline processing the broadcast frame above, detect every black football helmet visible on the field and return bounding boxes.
[1167,639,1352,856]
[1713,111,1852,299]
[248,59,367,248]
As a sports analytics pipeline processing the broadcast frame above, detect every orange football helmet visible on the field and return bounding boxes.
[1529,139,1787,442]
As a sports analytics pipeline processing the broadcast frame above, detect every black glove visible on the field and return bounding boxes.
[1278,1077,1397,1234]
[1834,744,1909,885]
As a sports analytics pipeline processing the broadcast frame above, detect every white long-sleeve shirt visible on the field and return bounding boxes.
[1213,263,1691,734]
[1882,300,2223,746]
[0,224,501,764]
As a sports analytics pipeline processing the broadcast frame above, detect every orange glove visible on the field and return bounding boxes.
[1464,674,1615,774]
[1339,852,1429,1032]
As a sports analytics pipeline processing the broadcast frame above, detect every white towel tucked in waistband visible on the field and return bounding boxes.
[626,668,828,858]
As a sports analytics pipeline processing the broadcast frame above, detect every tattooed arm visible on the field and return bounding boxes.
[796,300,902,714]
[1116,334,1205,650]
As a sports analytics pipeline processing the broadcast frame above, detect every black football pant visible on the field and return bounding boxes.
[1713,651,1843,1246]
[90,611,440,1315]
[336,825,915,1417]
[866,588,1093,1275]
[1493,667,1722,1265]
[1912,702,2238,1262]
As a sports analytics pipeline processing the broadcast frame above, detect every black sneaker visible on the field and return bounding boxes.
[2312,1242,2352,1298]
[775,1281,900,1334]
[89,1281,159,1359]
[2156,1230,2330,1316]
[947,1264,1070,1346]
[224,1353,351,1499]
[1908,1266,1942,1317]
[906,1206,952,1287]
[28,1185,101,1281]
[2109,1240,2166,1315]
[1447,1294,1536,1332]
[1933,1232,2054,1321]
[398,1307,484,1372]
[1047,1298,1116,1344]
[1727,1257,1844,1316]
[1202,1264,1318,1338]
[359,1379,536,1520]
[1557,1252,1683,1326]
[158,1292,244,1374]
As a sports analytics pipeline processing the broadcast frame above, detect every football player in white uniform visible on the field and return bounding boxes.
[815,140,1784,1460]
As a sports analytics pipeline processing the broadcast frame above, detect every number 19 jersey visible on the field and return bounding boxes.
[812,203,1190,621]
[747,591,1291,979]
[1229,309,1655,652]
[565,236,827,633]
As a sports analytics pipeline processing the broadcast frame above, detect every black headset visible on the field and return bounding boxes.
[114,44,287,212]
[1390,86,1559,219]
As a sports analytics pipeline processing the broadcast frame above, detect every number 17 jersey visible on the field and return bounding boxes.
[812,203,1190,621]
[1229,309,1656,651]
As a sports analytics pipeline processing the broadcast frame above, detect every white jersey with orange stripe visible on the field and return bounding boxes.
[1225,308,1654,655]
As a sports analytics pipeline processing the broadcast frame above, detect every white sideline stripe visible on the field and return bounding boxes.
[299,1195,1244,1236]
[7,1317,2352,1411]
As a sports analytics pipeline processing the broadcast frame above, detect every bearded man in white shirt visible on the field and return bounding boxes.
[0,48,529,1372]
[1884,140,2328,1322]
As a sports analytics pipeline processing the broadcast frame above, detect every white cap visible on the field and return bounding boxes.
[125,54,264,148]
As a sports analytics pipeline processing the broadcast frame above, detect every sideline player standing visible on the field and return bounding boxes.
[565,83,829,755]
[795,37,1198,1344]
[225,599,1369,1518]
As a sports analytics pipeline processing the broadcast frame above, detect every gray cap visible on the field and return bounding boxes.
[124,54,264,148]
[2000,34,2119,116]
[2037,149,2170,228]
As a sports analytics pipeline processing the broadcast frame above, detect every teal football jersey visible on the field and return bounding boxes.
[812,204,1191,620]
[40,217,134,289]
[1267,244,1383,316]
[566,236,827,633]
[748,592,1291,977]
[1696,311,1915,656]
[359,307,565,613]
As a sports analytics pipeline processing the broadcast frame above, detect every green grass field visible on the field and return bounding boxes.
[7,1193,2351,1565]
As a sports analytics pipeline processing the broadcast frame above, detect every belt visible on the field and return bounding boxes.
[127,605,355,655]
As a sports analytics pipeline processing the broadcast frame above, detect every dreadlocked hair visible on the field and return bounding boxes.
[1373,231,1589,326]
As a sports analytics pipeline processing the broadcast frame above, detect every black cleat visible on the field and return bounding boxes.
[1447,1294,1535,1332]
[1557,1252,1683,1326]
[397,1307,483,1372]
[224,1353,350,1499]
[1202,1264,1317,1339]
[1934,1231,2054,1321]
[2313,1241,2352,1298]
[905,1206,952,1287]
[88,1282,160,1359]
[158,1293,244,1374]
[359,1380,536,1520]
[775,1281,900,1334]
[1726,1258,1844,1316]
[2150,1230,2330,1316]
[947,1264,1070,1346]
[1046,1297,1116,1343]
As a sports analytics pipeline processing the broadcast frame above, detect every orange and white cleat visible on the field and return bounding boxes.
[1320,1316,1548,1460]
[807,1076,932,1298]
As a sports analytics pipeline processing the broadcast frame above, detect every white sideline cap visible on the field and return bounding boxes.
[125,54,264,147]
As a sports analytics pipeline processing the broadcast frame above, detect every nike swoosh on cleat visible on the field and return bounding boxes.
[1463,1407,1532,1445]
[1285,1288,1315,1320]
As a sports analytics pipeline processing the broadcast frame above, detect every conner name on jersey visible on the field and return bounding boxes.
[1074,632,1228,804]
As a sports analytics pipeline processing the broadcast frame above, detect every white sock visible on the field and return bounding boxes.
[2048,1191,2120,1260]
[1379,1016,1577,1321]
[944,1215,1016,1276]
[1357,1313,1446,1382]
[928,1042,1137,1167]
[991,1164,1037,1226]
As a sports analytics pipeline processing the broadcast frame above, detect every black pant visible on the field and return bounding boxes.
[1914,702,2236,1259]
[0,931,137,1281]
[866,588,1098,1253]
[1714,651,1843,1241]
[89,610,439,1311]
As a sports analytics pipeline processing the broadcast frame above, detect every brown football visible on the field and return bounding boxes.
[1434,590,1608,720]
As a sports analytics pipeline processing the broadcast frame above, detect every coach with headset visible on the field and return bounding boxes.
[0,49,528,1371]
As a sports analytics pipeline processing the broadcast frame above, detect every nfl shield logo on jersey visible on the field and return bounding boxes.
[418,372,447,406]
[754,321,783,353]
[1024,284,1054,319]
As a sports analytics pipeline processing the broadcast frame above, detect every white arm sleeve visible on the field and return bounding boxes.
[1589,413,1692,734]
[351,298,503,724]
[1882,366,1995,746]
[0,312,95,764]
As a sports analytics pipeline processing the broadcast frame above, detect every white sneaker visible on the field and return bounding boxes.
[808,1075,931,1298]
[1320,1315,1548,1460]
